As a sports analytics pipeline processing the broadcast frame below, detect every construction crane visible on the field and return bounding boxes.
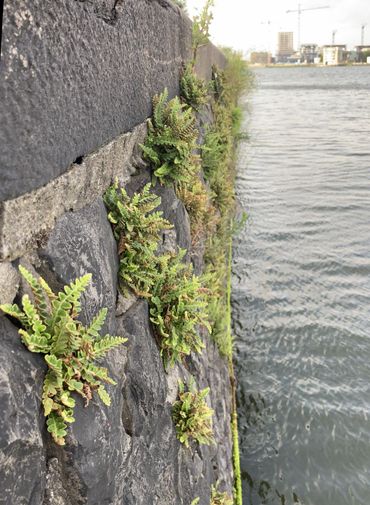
[361,24,366,45]
[286,3,330,50]
[332,29,337,45]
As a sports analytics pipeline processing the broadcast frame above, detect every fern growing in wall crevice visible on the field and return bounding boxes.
[140,88,200,186]
[104,183,211,368]
[0,266,127,445]
[149,249,211,369]
[104,182,173,297]
[180,64,209,111]
[172,378,214,447]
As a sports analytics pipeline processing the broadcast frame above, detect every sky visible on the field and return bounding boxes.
[185,0,370,55]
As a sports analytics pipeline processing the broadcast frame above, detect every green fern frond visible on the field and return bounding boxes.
[172,379,214,448]
[51,274,92,326]
[19,266,50,322]
[97,385,111,406]
[149,250,209,368]
[93,335,128,358]
[45,354,63,376]
[19,329,50,353]
[7,267,127,446]
[180,64,208,111]
[0,303,28,326]
[46,412,68,446]
[104,183,173,296]
[86,308,108,338]
[83,363,116,385]
[141,89,200,185]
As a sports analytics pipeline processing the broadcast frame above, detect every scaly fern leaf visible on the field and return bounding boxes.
[46,412,68,446]
[19,265,50,322]
[6,267,127,445]
[93,336,128,358]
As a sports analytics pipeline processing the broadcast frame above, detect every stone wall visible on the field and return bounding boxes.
[0,2,231,504]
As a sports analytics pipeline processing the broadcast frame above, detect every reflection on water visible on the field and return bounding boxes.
[232,66,370,505]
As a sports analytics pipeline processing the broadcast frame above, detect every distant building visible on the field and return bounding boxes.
[250,52,272,65]
[277,32,294,62]
[322,45,346,65]
[300,44,319,64]
[287,52,301,64]
[355,46,370,62]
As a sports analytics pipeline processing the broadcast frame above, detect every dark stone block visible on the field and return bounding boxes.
[116,299,181,504]
[155,182,192,255]
[38,197,118,335]
[58,338,130,505]
[0,0,192,201]
[0,316,46,505]
[194,43,227,81]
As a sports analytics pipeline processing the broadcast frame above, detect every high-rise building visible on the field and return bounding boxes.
[277,32,294,62]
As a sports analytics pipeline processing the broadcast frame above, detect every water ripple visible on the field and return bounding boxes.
[233,66,370,505]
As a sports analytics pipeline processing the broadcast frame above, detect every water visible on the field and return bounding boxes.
[232,66,370,505]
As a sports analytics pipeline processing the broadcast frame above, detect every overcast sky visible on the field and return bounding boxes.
[186,0,370,55]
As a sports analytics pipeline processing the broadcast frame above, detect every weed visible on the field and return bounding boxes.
[202,123,234,215]
[104,182,173,297]
[172,379,214,447]
[220,47,255,104]
[201,51,252,360]
[192,0,214,61]
[210,484,233,505]
[210,64,226,102]
[140,89,199,186]
[180,64,209,111]
[0,266,126,445]
[150,250,210,368]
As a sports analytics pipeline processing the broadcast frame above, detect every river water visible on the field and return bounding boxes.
[232,66,370,505]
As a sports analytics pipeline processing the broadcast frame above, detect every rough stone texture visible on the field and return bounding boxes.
[0,316,46,505]
[193,341,235,495]
[38,197,119,335]
[195,43,227,81]
[0,183,234,504]
[0,123,147,262]
[114,299,233,505]
[38,197,130,505]
[0,0,192,201]
[0,4,233,500]
[0,262,20,304]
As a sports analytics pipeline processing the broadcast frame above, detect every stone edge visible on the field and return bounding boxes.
[0,122,148,262]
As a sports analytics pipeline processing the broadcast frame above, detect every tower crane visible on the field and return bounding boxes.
[361,24,366,45]
[286,3,330,50]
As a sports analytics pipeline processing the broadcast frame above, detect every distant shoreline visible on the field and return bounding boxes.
[249,62,370,69]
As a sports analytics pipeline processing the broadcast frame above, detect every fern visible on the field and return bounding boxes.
[0,267,127,445]
[149,249,210,368]
[104,182,173,296]
[105,182,211,368]
[172,378,214,448]
[180,64,208,111]
[140,89,200,186]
